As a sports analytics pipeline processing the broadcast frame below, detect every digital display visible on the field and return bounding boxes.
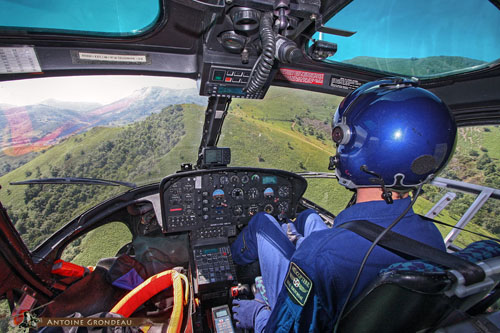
[205,149,221,163]
[262,176,277,184]
[215,309,228,318]
[217,86,244,95]
[203,248,218,255]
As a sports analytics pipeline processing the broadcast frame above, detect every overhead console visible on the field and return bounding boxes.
[159,167,307,238]
[199,1,323,100]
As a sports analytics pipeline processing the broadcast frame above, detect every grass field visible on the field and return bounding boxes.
[65,222,132,266]
[455,126,500,161]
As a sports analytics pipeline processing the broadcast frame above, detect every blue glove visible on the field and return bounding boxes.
[281,222,303,245]
[232,296,268,330]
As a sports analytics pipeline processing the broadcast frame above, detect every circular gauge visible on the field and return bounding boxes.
[278,186,290,197]
[219,31,247,53]
[264,204,274,214]
[241,175,250,184]
[230,175,240,184]
[212,189,225,200]
[248,187,259,200]
[233,205,243,216]
[251,174,260,183]
[278,202,289,213]
[263,187,274,198]
[220,176,229,185]
[248,205,259,216]
[231,188,244,200]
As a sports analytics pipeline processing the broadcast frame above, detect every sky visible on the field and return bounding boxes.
[0,0,160,36]
[0,76,197,106]
[317,0,500,62]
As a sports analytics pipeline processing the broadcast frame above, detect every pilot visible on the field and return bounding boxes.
[230,78,457,332]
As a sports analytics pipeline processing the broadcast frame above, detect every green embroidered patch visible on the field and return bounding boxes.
[284,262,313,306]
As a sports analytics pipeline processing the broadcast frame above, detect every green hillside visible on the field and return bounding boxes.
[220,87,350,214]
[0,104,204,249]
[0,152,39,176]
[343,55,486,77]
[424,126,500,236]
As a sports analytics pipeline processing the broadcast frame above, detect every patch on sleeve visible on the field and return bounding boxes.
[284,262,313,306]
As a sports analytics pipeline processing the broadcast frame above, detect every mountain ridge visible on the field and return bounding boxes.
[0,87,208,174]
[342,55,487,77]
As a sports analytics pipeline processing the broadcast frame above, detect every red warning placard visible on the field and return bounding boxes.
[276,68,324,85]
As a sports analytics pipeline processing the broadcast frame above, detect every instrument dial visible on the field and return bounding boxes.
[263,187,274,198]
[241,175,250,184]
[213,189,225,200]
[278,201,289,213]
[264,204,274,214]
[230,175,240,184]
[231,188,244,200]
[220,176,229,185]
[251,174,260,183]
[233,205,243,216]
[248,205,259,216]
[248,187,259,200]
[278,186,290,197]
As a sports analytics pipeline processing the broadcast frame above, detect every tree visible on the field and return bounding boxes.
[469,150,479,157]
[477,153,492,170]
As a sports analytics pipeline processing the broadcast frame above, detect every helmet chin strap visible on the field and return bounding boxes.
[360,165,394,204]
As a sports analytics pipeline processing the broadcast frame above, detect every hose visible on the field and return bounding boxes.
[245,12,276,95]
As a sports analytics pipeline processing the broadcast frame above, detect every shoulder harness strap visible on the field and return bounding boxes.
[339,220,485,285]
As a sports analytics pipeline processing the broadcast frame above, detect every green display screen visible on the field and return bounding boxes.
[262,176,277,184]
[217,86,244,95]
[215,309,228,318]
[205,149,221,163]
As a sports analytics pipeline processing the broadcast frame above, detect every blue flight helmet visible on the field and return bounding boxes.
[331,78,457,192]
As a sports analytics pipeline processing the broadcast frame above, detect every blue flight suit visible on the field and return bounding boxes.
[230,197,445,332]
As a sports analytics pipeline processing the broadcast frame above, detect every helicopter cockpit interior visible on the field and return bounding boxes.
[0,0,500,332]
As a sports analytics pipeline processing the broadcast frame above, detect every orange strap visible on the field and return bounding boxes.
[51,259,87,277]
[110,269,188,333]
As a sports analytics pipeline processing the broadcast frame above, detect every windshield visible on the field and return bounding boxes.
[0,75,498,250]
[316,0,500,78]
[0,0,161,36]
[0,76,207,248]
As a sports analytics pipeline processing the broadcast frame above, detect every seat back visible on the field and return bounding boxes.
[337,240,500,333]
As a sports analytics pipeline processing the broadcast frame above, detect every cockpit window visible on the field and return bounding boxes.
[0,0,161,37]
[315,0,500,78]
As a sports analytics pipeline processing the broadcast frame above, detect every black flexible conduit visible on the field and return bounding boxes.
[245,12,276,95]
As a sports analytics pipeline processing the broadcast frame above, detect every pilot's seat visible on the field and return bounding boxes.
[337,240,500,332]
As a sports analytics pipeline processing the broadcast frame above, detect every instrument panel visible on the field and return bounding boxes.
[159,167,307,237]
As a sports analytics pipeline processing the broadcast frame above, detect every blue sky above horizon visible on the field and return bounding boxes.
[0,0,160,36]
[316,0,500,62]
